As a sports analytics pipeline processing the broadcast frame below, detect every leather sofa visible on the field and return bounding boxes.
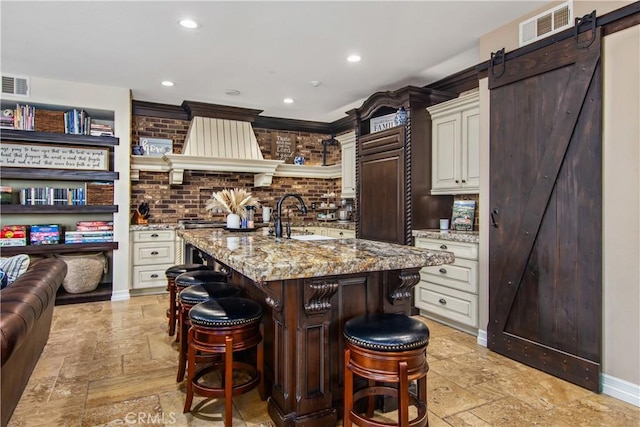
[0,258,67,427]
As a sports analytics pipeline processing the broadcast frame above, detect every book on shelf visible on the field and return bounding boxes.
[19,187,86,206]
[64,109,91,135]
[89,119,114,136]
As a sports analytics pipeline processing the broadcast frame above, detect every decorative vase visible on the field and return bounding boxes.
[394,107,408,126]
[294,155,305,165]
[226,213,241,229]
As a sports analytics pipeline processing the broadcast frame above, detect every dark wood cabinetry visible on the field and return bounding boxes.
[352,86,456,245]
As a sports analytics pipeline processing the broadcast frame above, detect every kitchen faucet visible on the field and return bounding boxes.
[274,193,308,238]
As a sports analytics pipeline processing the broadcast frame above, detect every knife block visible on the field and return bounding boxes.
[132,210,148,225]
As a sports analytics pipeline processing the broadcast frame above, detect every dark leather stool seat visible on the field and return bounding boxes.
[343,313,430,427]
[176,283,241,382]
[174,270,229,290]
[165,264,213,337]
[173,270,229,343]
[184,298,264,426]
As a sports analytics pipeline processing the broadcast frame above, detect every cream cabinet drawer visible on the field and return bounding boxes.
[132,230,175,242]
[133,241,175,265]
[414,238,478,260]
[420,258,477,293]
[132,265,171,289]
[415,282,478,328]
[325,228,355,238]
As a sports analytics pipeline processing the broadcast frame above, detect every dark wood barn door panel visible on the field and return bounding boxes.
[488,29,602,391]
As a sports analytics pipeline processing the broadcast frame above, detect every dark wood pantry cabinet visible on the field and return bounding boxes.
[352,86,455,245]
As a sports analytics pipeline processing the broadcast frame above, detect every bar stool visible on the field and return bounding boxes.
[183,297,264,427]
[343,313,430,427]
[176,283,242,382]
[174,270,229,342]
[165,264,213,336]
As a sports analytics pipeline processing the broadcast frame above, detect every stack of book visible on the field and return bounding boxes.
[89,119,114,137]
[65,221,114,244]
[11,104,35,130]
[1,109,14,129]
[20,187,85,205]
[64,109,91,135]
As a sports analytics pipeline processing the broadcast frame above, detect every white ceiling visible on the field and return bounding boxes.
[1,1,545,122]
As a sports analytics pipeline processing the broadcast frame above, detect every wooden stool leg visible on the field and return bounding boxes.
[224,336,233,427]
[176,307,188,382]
[366,378,376,418]
[168,279,176,336]
[399,361,409,427]
[257,324,265,401]
[183,328,196,413]
[343,348,352,427]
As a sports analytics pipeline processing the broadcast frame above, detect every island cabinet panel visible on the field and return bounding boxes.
[232,269,415,427]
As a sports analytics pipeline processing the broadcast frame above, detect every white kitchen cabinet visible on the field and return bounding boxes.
[131,229,176,290]
[427,91,479,195]
[414,237,479,333]
[325,228,355,238]
[338,131,356,199]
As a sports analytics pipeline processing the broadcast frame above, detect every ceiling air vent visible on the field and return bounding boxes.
[519,1,572,47]
[2,74,30,97]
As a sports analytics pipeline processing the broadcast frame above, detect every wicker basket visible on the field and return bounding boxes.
[86,183,114,205]
[55,252,107,294]
[35,109,65,133]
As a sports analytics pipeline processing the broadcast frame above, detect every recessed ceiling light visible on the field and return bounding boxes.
[310,80,321,87]
[347,54,362,63]
[161,81,174,87]
[283,98,294,104]
[225,89,241,96]
[179,19,198,29]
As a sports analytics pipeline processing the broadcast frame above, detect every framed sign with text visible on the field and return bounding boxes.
[271,133,296,164]
[0,142,109,171]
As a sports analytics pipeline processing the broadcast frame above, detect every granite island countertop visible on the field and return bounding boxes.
[178,228,454,283]
[412,229,479,244]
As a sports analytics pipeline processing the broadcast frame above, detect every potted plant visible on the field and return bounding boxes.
[205,188,260,229]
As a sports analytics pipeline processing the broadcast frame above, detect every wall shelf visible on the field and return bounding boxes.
[1,129,119,147]
[0,242,118,257]
[1,205,118,214]
[1,167,119,181]
[55,282,112,306]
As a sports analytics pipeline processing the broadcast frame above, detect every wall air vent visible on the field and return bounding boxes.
[519,1,573,47]
[2,74,30,97]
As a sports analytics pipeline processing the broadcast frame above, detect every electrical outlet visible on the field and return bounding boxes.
[311,202,316,210]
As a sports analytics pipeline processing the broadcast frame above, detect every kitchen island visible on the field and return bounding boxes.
[178,228,454,427]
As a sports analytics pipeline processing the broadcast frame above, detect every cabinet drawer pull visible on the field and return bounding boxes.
[150,233,159,238]
[439,268,447,274]
[339,232,343,236]
[440,244,448,250]
[150,251,159,255]
[438,298,447,305]
[150,274,159,278]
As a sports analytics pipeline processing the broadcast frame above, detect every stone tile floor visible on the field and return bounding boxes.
[8,294,639,426]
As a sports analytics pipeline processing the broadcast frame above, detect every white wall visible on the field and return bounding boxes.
[477,1,639,405]
[3,77,132,301]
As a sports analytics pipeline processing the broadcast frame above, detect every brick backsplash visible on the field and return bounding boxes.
[131,115,342,223]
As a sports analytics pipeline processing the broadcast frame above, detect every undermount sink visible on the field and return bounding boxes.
[291,234,336,241]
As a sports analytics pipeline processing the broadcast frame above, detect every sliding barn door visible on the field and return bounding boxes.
[488,29,602,391]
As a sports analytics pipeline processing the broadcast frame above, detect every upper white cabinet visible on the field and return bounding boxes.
[427,92,479,195]
[337,131,356,199]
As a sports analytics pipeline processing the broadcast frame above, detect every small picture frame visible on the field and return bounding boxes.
[452,200,476,231]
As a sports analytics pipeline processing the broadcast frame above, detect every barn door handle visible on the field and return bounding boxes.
[490,48,506,78]
[574,10,596,49]
[491,208,499,228]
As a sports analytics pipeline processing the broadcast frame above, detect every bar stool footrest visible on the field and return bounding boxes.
[192,361,260,398]
[350,386,427,427]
